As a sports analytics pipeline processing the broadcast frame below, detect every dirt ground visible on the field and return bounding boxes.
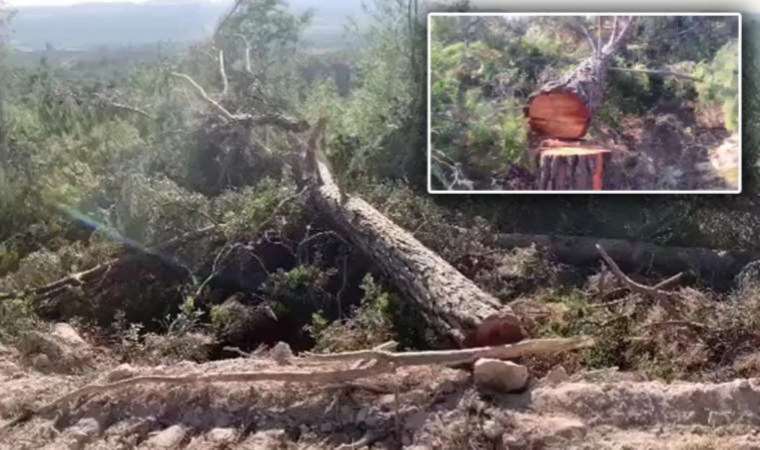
[2,328,760,450]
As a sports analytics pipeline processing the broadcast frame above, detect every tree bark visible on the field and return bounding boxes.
[496,232,753,290]
[297,122,524,348]
[537,147,610,190]
[526,16,636,139]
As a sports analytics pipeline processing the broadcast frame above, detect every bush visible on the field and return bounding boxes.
[309,274,396,352]
[695,40,739,131]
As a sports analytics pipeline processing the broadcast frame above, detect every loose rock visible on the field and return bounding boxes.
[473,359,529,393]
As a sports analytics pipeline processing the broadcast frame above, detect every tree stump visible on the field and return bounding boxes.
[537,146,610,190]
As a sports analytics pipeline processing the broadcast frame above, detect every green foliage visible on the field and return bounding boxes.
[218,179,304,240]
[328,0,426,182]
[309,274,396,352]
[695,40,739,131]
[309,272,433,351]
[264,265,336,318]
[0,297,42,343]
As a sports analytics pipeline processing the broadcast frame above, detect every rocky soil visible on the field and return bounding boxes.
[2,324,760,449]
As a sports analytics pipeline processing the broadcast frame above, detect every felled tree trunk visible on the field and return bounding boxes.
[526,16,636,139]
[496,233,754,290]
[294,122,524,348]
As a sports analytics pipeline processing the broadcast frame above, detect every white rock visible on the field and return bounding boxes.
[143,425,187,448]
[67,417,101,443]
[207,427,237,443]
[473,359,529,393]
[483,419,504,440]
[52,323,88,347]
[543,365,569,386]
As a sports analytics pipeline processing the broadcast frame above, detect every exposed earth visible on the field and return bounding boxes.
[2,324,760,450]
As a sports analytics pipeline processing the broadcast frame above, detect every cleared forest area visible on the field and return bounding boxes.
[0,2,760,449]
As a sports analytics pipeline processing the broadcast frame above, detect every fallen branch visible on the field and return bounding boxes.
[218,49,229,96]
[1,336,591,429]
[0,225,218,302]
[170,71,308,131]
[95,94,154,119]
[595,271,684,306]
[496,232,753,290]
[608,66,701,81]
[236,33,253,74]
[595,243,678,302]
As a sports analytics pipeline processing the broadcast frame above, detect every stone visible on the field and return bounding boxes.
[543,365,569,385]
[207,427,237,444]
[143,425,187,448]
[18,322,92,374]
[483,419,504,440]
[270,341,294,365]
[52,323,88,347]
[67,417,101,442]
[473,359,529,393]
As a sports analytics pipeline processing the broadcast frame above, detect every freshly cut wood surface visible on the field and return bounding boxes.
[541,147,610,157]
[527,91,591,139]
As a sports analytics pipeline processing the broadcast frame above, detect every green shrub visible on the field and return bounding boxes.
[264,264,336,318]
[0,297,43,343]
[309,274,396,352]
[695,40,739,131]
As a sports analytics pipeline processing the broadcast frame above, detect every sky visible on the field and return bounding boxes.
[6,0,226,6]
[5,0,758,13]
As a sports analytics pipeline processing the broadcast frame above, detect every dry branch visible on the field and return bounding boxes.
[218,49,229,96]
[0,225,218,302]
[236,33,253,74]
[1,337,591,430]
[595,243,678,302]
[608,66,701,81]
[95,94,154,119]
[495,232,751,290]
[170,71,308,131]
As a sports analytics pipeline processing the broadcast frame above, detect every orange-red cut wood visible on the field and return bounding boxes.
[527,91,590,139]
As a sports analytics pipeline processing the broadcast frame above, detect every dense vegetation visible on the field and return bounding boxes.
[1,1,760,384]
[430,15,742,191]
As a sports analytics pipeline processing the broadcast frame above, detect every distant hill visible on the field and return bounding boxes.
[7,0,362,51]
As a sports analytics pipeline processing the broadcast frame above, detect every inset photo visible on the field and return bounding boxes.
[427,13,741,193]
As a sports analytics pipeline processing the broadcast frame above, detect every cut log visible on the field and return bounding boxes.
[296,121,524,348]
[525,16,636,140]
[527,56,607,139]
[538,147,611,190]
[495,232,754,290]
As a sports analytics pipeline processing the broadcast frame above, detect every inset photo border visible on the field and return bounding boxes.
[427,12,742,194]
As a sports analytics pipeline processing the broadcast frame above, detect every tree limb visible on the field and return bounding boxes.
[0,225,218,302]
[218,49,229,96]
[608,16,619,48]
[602,16,636,55]
[171,71,237,122]
[170,72,308,131]
[595,243,678,302]
[236,33,253,74]
[608,66,701,81]
[1,337,591,429]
